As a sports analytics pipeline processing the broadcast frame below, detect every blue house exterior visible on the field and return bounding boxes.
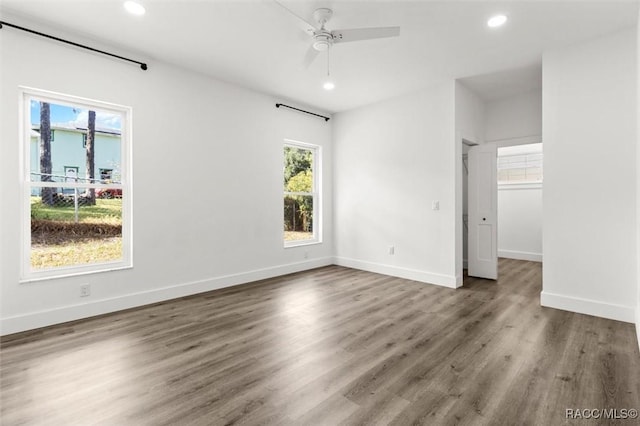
[30,125,121,194]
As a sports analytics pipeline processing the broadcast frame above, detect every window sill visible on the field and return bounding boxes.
[20,263,132,284]
[498,182,542,190]
[284,240,322,249]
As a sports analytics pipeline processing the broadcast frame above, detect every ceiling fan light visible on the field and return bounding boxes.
[313,39,331,51]
[487,14,507,28]
[323,81,335,91]
[124,1,146,16]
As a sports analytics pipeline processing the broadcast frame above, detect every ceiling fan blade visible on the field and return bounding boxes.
[272,0,318,35]
[303,45,320,68]
[331,27,400,44]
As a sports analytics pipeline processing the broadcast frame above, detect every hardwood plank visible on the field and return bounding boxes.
[1,260,639,425]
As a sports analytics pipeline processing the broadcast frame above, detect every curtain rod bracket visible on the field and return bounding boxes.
[0,21,148,71]
[276,103,330,122]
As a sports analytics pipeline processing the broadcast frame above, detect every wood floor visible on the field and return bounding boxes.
[1,259,639,425]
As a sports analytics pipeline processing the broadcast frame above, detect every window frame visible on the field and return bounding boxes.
[497,144,543,185]
[283,139,322,248]
[20,87,133,282]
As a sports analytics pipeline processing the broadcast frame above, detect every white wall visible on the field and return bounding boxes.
[333,83,458,287]
[542,28,637,323]
[637,9,640,348]
[0,29,333,335]
[485,89,542,146]
[498,184,542,262]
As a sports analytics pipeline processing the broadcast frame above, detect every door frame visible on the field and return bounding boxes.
[455,134,481,287]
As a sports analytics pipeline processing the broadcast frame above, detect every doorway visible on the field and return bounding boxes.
[459,140,543,285]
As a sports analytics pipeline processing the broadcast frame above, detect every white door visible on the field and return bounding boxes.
[468,144,497,280]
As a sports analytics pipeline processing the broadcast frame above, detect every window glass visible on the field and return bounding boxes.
[497,143,542,184]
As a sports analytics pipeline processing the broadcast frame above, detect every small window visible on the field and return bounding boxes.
[283,141,321,246]
[498,143,543,184]
[22,88,132,281]
[100,168,113,182]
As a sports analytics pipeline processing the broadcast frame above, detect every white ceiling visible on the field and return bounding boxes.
[1,0,638,113]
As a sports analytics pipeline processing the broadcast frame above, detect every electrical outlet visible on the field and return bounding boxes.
[388,246,395,255]
[80,284,91,298]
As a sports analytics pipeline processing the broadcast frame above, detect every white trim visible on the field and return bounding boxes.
[540,291,636,323]
[284,240,322,248]
[28,182,123,189]
[20,265,133,284]
[455,274,463,288]
[1,257,333,336]
[333,257,458,288]
[498,250,542,262]
[498,182,542,190]
[636,307,640,352]
[486,134,542,146]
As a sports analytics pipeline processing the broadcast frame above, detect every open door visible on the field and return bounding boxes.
[468,143,498,280]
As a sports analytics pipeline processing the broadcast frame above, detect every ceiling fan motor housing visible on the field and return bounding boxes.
[313,8,333,26]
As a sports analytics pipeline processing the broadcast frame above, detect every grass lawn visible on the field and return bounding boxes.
[30,197,123,269]
[31,237,122,269]
[31,196,122,225]
[284,231,313,241]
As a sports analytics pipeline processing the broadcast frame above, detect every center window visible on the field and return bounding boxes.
[21,88,132,281]
[283,141,320,246]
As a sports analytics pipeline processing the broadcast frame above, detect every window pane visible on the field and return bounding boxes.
[497,148,543,183]
[526,167,543,181]
[284,195,313,242]
[30,187,123,269]
[29,100,122,184]
[284,146,313,191]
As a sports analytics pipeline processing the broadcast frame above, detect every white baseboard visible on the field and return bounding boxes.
[0,257,333,336]
[636,307,640,353]
[540,291,636,324]
[333,257,458,288]
[455,274,463,288]
[498,250,542,262]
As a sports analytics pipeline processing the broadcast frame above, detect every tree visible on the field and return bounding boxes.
[284,146,312,186]
[39,102,55,206]
[286,170,313,232]
[283,146,315,233]
[85,110,96,205]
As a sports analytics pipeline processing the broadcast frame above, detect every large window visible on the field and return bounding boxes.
[22,88,132,281]
[497,143,543,184]
[283,141,320,246]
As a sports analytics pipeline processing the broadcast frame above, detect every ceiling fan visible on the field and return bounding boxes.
[274,1,400,67]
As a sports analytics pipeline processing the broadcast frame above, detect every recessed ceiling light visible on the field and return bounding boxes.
[487,14,507,28]
[124,1,146,16]
[323,81,335,91]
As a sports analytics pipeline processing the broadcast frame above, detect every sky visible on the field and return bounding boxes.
[30,100,122,131]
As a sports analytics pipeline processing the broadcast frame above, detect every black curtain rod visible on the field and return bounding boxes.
[275,103,330,122]
[0,21,148,70]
